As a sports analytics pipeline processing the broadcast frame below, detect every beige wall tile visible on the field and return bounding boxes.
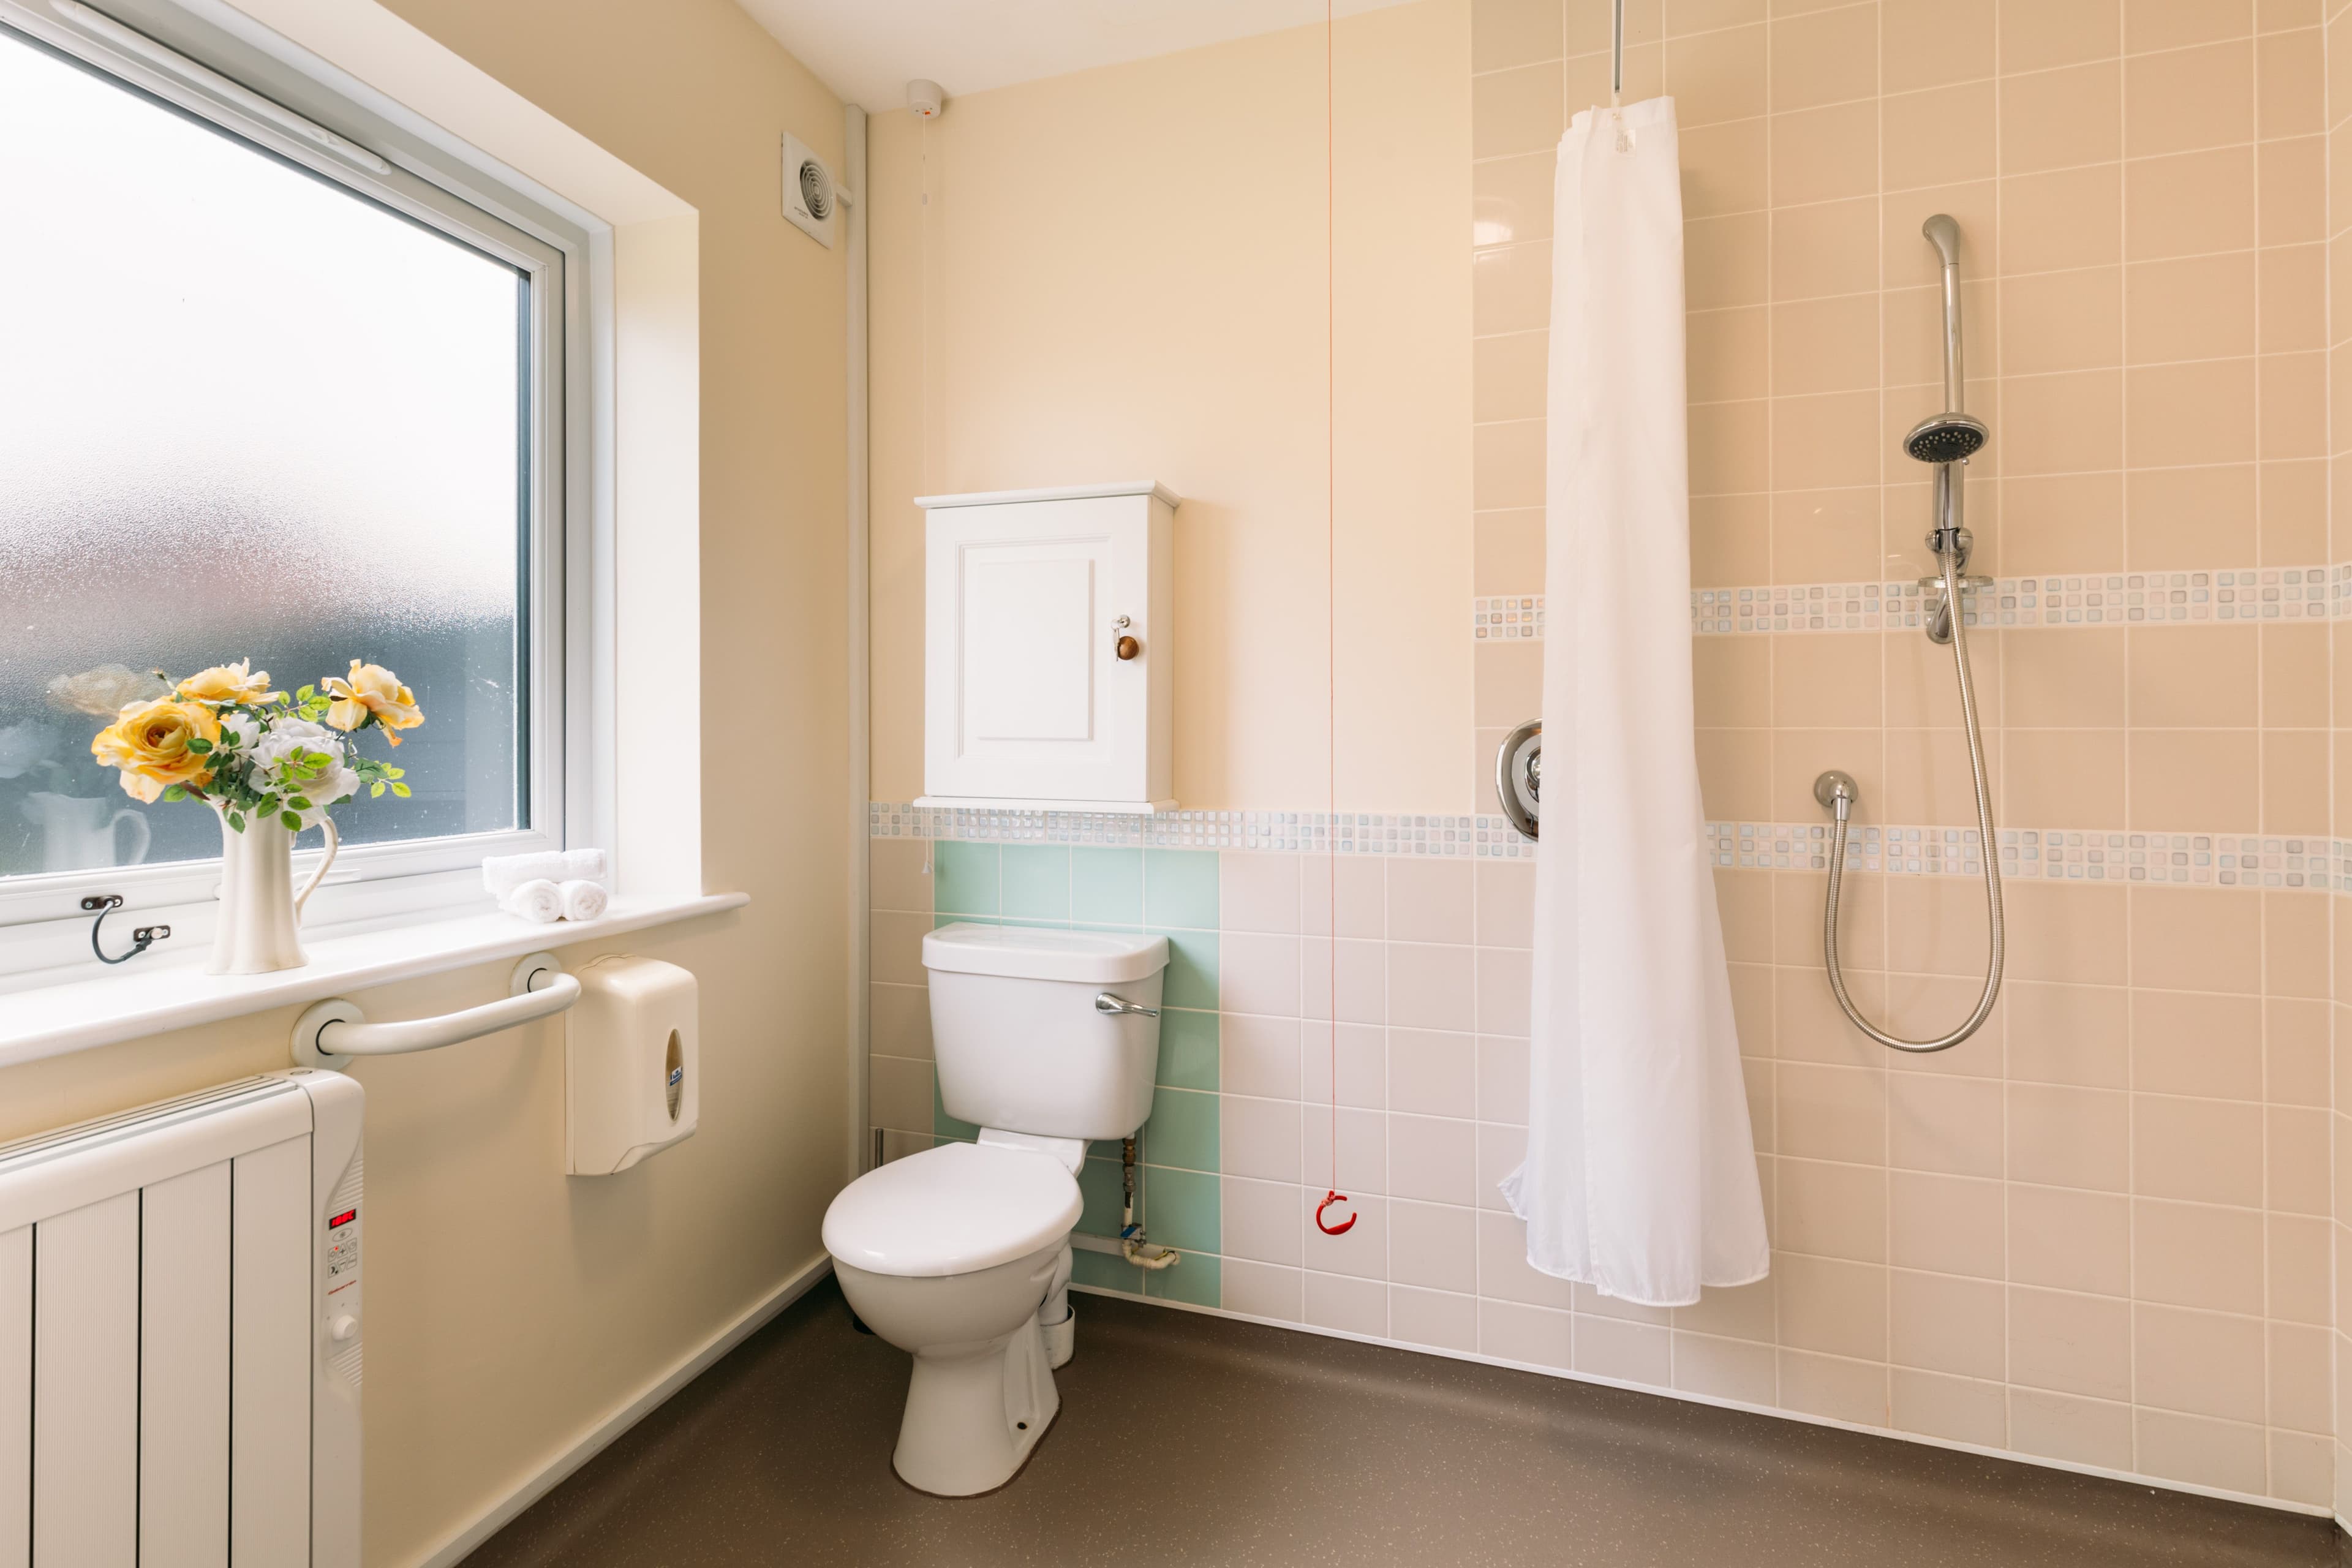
[2260,729,2328,834]
[2128,888,2263,992]
[2125,42,2255,159]
[1889,279,1996,387]
[2124,464,2256,568]
[1775,1252,1889,1359]
[2001,369,2122,475]
[1879,875,2000,981]
[2000,267,2122,375]
[1474,417,1546,509]
[2126,625,2257,725]
[1771,4,1877,111]
[1771,391,1882,489]
[2005,728,2125,827]
[1667,23,1769,127]
[2266,1213,2330,1323]
[1775,1156,1887,1261]
[1889,1071,2003,1175]
[2133,1197,2264,1313]
[2010,1286,2133,1397]
[2258,352,2326,459]
[1474,640,1544,726]
[2125,358,2258,469]
[2266,1105,2330,1214]
[1473,151,1555,246]
[2009,1083,2130,1189]
[2126,730,2259,832]
[1693,493,1772,581]
[2126,254,2257,364]
[2010,1389,2136,1470]
[1687,211,1770,308]
[1889,1170,2005,1276]
[2001,473,2124,573]
[1770,629,1882,727]
[2123,0,2255,53]
[1771,197,1879,301]
[1885,82,1998,191]
[1698,725,1773,818]
[2257,244,2325,354]
[1778,1348,1889,1424]
[2258,459,2326,562]
[1472,0,1565,74]
[1475,508,1544,592]
[2263,997,2330,1104]
[2266,1322,2332,1433]
[1885,0,1996,92]
[1887,624,2002,727]
[2255,136,2324,245]
[1770,101,1880,205]
[1683,117,1772,217]
[2005,628,2127,727]
[1690,399,1770,495]
[2001,61,2122,173]
[2008,981,2128,1087]
[1999,165,2122,274]
[2010,1184,2132,1293]
[1777,1060,1887,1162]
[1473,241,1552,333]
[1693,635,1772,728]
[1771,487,1883,581]
[2004,881,2128,984]
[1777,867,1886,973]
[2133,1095,2264,1205]
[1472,61,1566,157]
[2130,990,2263,1098]
[1889,1270,2005,1378]
[2135,1304,2267,1422]
[2125,148,2258,258]
[1770,295,1879,396]
[1883,726,2003,824]
[1667,0,1766,31]
[2000,0,2120,72]
[1885,181,2002,288]
[2258,622,2328,727]
[2255,28,2323,135]
[2264,896,2328,1001]
[1474,330,1548,421]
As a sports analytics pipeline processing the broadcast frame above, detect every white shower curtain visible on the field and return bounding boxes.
[1499,97,1770,1309]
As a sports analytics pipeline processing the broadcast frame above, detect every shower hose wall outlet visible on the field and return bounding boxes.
[1814,214,2003,1055]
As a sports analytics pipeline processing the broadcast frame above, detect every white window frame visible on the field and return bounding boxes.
[0,0,595,976]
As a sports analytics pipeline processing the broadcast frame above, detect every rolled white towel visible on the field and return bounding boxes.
[504,878,564,924]
[483,848,607,899]
[558,879,608,922]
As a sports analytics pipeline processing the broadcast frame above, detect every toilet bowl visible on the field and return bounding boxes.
[824,1137,1084,1495]
[824,922,1168,1496]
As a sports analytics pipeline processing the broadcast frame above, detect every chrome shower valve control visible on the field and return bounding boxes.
[1812,771,1856,821]
[1093,991,1159,1018]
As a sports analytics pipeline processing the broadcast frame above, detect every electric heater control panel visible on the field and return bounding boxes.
[324,1202,362,1351]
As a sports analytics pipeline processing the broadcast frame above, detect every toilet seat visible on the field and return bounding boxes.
[824,1140,1082,1278]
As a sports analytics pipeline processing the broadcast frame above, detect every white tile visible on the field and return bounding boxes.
[1390,942,1475,1031]
[1476,859,1536,947]
[1221,933,1302,1017]
[2008,1389,2133,1471]
[1477,1208,1575,1308]
[869,1055,934,1135]
[1388,1028,1476,1119]
[1221,1096,1302,1183]
[2135,1409,2267,1495]
[1476,947,1532,1036]
[1387,857,1474,944]
[1304,1269,1388,1336]
[1389,1114,1477,1205]
[1221,1177,1304,1267]
[1219,851,1300,933]
[1388,1199,1477,1292]
[1302,855,1385,938]
[1301,937,1386,1024]
[1891,1369,2007,1447]
[1475,1121,1527,1212]
[1476,1036,1529,1125]
[1390,1286,1479,1352]
[1300,1023,1386,1109]
[1672,1331,1776,1403]
[2268,1430,2332,1508]
[1673,1278,1777,1343]
[869,982,932,1060]
[1302,1193,1387,1281]
[1220,1259,1302,1322]
[1303,1106,1389,1196]
[1223,1013,1303,1099]
[1576,1316,1670,1386]
[1572,1284,1670,1325]
[1479,1298,1573,1370]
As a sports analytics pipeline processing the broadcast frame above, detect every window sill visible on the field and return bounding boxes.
[0,891,749,1069]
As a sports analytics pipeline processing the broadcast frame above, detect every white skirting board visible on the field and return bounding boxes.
[1067,1284,2335,1524]
[410,1252,834,1568]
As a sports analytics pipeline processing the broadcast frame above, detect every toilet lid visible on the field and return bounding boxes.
[824,1140,1082,1278]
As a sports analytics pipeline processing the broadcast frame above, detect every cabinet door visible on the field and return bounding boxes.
[925,498,1147,804]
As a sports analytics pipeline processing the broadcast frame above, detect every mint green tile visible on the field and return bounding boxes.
[1142,1087,1218,1172]
[1077,1156,1125,1237]
[1155,1009,1218,1091]
[1071,848,1144,925]
[932,841,998,915]
[1155,929,1218,1011]
[1144,849,1218,930]
[931,1077,980,1143]
[1071,1248,1144,1294]
[1142,1166,1218,1254]
[1148,1251,1219,1306]
[1087,1137,1127,1161]
[999,845,1071,921]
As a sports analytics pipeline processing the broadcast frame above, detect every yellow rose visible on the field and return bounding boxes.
[322,660,423,745]
[177,658,279,706]
[90,696,221,803]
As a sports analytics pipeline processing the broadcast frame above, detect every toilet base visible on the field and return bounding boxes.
[893,1313,1061,1496]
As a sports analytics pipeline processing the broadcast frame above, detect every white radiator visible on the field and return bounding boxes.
[0,1069,363,1567]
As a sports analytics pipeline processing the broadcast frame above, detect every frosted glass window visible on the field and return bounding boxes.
[0,26,532,878]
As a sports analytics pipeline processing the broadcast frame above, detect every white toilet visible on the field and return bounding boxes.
[823,921,1169,1496]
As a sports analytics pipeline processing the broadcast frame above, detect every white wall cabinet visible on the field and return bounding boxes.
[919,482,1177,813]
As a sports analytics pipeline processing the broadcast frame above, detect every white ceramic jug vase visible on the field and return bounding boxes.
[211,806,340,974]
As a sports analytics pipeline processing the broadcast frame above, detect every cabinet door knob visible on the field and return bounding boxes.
[1113,615,1140,660]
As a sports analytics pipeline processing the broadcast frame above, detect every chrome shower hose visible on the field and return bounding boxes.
[1820,549,2003,1053]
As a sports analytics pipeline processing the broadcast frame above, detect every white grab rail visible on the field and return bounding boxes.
[292,952,578,1071]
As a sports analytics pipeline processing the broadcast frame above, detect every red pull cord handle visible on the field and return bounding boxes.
[1315,1189,1356,1235]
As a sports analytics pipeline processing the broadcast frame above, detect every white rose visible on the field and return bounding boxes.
[0,722,58,780]
[47,663,170,717]
[218,711,262,751]
[247,718,359,827]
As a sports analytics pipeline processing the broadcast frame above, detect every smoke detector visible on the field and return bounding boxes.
[908,79,945,120]
[781,133,839,248]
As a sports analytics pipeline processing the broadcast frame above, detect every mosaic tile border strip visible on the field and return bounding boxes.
[1690,565,2335,635]
[1473,596,1545,640]
[872,805,2342,890]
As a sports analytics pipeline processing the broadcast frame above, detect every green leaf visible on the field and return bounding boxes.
[389,782,410,798]
[281,810,301,830]
[185,737,211,753]
[227,812,246,831]
[162,785,186,802]
[288,796,311,810]
[295,684,315,701]
[370,783,385,797]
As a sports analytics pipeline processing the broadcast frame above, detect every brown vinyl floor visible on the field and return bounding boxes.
[467,1277,2343,1567]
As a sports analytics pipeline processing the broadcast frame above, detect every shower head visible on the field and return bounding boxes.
[1904,410,1989,464]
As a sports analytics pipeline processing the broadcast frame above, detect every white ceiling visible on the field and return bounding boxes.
[734,0,1410,113]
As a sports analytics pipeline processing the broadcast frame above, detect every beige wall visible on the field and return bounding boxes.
[2329,0,2351,1526]
[867,0,1473,813]
[0,2,853,1561]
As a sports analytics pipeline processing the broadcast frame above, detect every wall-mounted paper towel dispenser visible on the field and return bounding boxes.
[568,954,699,1175]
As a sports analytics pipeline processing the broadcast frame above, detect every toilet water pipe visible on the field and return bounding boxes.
[1118,1136,1180,1270]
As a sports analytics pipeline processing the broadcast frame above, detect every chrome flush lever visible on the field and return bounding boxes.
[1094,992,1159,1018]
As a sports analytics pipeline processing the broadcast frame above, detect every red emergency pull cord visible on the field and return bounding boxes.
[1315,1189,1356,1235]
